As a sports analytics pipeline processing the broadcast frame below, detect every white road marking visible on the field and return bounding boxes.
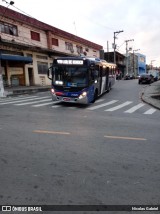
[14,98,51,106]
[144,108,157,114]
[105,101,133,111]
[32,102,55,107]
[0,96,38,103]
[52,105,60,108]
[125,103,145,113]
[0,96,41,105]
[95,99,105,103]
[87,100,118,110]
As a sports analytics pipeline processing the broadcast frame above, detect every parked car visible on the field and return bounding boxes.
[148,70,159,81]
[124,74,135,80]
[138,74,154,84]
[129,74,135,79]
[124,74,130,80]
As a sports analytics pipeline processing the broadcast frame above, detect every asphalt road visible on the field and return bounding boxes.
[0,79,160,213]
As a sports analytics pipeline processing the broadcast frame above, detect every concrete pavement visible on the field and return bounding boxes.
[141,80,160,110]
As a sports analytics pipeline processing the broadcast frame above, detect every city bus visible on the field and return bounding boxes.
[47,56,116,104]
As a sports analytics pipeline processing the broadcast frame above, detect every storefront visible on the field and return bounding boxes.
[0,54,32,86]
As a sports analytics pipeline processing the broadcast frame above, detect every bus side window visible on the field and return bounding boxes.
[90,69,98,82]
[102,67,106,77]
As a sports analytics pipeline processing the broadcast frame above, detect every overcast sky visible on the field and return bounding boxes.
[1,0,160,67]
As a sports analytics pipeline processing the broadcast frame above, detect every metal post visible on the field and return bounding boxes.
[113,30,123,64]
[0,56,5,97]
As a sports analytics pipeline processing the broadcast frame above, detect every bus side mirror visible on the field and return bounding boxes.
[47,67,52,80]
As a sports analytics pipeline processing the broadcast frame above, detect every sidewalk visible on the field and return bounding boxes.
[141,80,160,110]
[3,85,50,96]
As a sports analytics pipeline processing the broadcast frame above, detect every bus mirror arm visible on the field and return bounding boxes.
[47,67,52,80]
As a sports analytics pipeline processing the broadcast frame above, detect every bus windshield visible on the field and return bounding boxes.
[52,66,88,87]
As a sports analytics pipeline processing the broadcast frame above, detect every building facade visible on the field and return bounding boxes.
[104,51,125,77]
[0,5,103,87]
[128,52,146,77]
[136,53,146,75]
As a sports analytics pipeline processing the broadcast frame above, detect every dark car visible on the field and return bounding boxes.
[124,74,135,80]
[124,74,130,80]
[129,74,135,79]
[138,74,154,84]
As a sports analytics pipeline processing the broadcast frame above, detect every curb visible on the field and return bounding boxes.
[141,84,160,110]
[4,87,50,97]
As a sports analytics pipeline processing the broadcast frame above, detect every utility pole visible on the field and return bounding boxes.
[0,0,14,97]
[150,60,155,70]
[133,49,140,77]
[125,39,134,76]
[113,30,123,64]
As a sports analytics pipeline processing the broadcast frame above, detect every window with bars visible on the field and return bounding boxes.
[37,62,48,74]
[31,31,40,41]
[76,45,83,54]
[65,42,74,52]
[52,38,59,46]
[0,21,18,36]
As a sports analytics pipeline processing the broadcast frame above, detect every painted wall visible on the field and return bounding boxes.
[136,53,146,75]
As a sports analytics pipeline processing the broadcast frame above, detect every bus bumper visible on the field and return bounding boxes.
[51,93,88,104]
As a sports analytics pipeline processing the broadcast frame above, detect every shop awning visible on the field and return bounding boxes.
[0,54,32,63]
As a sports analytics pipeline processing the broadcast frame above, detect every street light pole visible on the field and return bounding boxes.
[133,49,140,77]
[0,0,14,97]
[113,30,123,64]
[125,39,134,76]
[150,60,155,70]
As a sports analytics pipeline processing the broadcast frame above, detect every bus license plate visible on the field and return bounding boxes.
[63,97,70,101]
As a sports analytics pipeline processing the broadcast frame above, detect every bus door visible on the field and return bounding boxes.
[105,67,109,90]
[99,66,102,95]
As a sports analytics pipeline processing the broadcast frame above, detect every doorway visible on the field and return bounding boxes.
[28,68,34,86]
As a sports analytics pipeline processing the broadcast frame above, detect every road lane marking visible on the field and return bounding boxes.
[105,101,133,111]
[144,108,156,114]
[104,135,147,141]
[33,130,71,135]
[0,95,39,103]
[0,96,44,105]
[15,98,51,105]
[32,102,54,107]
[87,100,118,110]
[124,103,145,113]
[95,98,105,103]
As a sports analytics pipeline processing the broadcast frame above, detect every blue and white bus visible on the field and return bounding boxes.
[47,56,116,104]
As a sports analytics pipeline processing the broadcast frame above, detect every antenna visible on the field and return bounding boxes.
[73,21,77,36]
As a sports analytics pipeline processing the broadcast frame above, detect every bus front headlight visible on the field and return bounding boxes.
[51,88,55,94]
[79,91,87,99]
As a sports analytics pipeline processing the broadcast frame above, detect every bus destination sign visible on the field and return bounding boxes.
[57,60,83,65]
